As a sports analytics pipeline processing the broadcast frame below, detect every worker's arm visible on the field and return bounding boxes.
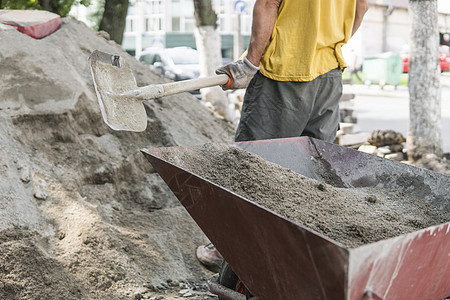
[247,0,282,66]
[216,0,282,89]
[352,0,368,36]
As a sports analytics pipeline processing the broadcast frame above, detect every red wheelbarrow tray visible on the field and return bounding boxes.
[141,136,450,300]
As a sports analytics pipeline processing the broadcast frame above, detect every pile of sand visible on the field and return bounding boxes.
[0,17,235,299]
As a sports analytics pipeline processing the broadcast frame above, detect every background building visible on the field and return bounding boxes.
[121,0,255,58]
[342,0,450,69]
[70,0,450,66]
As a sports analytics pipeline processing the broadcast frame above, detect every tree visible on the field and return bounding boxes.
[87,0,105,31]
[98,0,129,44]
[407,0,443,159]
[0,0,41,11]
[0,0,89,17]
[193,0,229,118]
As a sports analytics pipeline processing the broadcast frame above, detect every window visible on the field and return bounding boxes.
[213,0,226,14]
[152,54,162,63]
[145,18,150,32]
[171,0,182,15]
[144,16,164,33]
[242,14,252,35]
[218,16,227,32]
[149,0,163,14]
[139,54,152,64]
[185,17,196,32]
[126,18,135,32]
[183,0,195,15]
[172,17,180,32]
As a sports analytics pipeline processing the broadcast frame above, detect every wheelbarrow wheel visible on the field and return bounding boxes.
[218,261,253,299]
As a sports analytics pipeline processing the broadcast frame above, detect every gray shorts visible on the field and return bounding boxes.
[235,68,343,143]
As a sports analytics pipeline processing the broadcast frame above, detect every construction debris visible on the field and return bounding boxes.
[0,9,61,38]
[368,129,406,147]
[357,129,449,174]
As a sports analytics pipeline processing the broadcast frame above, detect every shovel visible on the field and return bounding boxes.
[88,50,233,132]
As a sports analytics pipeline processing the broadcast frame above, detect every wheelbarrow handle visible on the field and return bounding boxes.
[207,278,247,300]
[207,274,261,300]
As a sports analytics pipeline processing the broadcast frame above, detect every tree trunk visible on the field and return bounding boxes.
[194,0,217,28]
[193,0,230,119]
[38,0,58,14]
[99,0,129,45]
[407,0,443,159]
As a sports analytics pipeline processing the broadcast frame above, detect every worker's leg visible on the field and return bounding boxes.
[302,68,342,143]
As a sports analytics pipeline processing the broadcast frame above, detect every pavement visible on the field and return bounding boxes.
[343,73,450,153]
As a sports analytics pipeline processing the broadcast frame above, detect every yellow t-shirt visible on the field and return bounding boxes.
[260,0,356,82]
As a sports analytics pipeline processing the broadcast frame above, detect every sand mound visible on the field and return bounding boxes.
[0,17,234,299]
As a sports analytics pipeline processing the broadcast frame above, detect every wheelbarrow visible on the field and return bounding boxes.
[141,137,449,300]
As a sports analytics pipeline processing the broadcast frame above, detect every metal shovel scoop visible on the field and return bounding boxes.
[88,50,233,132]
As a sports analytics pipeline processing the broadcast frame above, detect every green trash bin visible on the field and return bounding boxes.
[362,52,402,87]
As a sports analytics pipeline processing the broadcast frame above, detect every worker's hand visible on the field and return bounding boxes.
[216,57,260,89]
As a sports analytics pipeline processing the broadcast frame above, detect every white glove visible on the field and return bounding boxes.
[216,56,260,89]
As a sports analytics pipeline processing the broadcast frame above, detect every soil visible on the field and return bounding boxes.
[159,143,450,248]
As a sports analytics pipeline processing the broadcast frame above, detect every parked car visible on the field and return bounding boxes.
[138,46,201,81]
[440,45,450,72]
[401,45,450,73]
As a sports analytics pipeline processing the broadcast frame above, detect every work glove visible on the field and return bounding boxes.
[216,56,260,90]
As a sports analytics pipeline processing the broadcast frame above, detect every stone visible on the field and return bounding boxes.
[368,129,406,147]
[179,288,191,295]
[376,146,392,157]
[182,291,195,297]
[20,166,32,183]
[338,132,371,147]
[358,144,378,155]
[365,195,378,204]
[389,144,404,153]
[33,179,48,200]
[339,122,354,135]
[97,30,110,40]
[385,152,405,161]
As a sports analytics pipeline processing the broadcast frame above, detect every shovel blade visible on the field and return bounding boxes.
[89,50,147,132]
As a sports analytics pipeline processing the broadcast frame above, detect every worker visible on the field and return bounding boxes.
[196,0,369,272]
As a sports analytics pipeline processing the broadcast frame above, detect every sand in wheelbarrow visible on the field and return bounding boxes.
[160,143,450,248]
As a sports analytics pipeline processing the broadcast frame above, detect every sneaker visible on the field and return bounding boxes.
[196,243,224,273]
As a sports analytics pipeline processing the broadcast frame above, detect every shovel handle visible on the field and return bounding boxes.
[135,74,233,100]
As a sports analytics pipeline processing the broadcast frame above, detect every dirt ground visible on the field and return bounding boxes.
[0,16,449,300]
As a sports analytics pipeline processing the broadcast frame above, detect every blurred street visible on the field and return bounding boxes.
[344,73,450,153]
